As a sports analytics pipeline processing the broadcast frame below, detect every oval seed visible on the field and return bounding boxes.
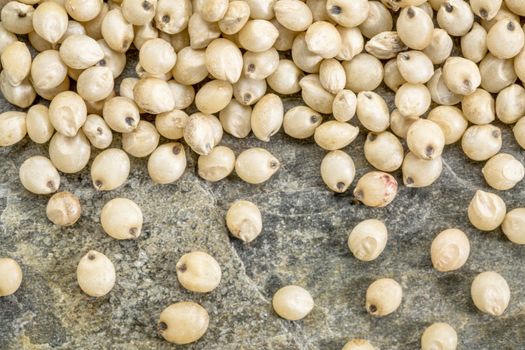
[101,8,134,53]
[319,58,346,94]
[487,19,524,59]
[0,258,22,297]
[235,148,279,184]
[219,100,252,138]
[365,31,407,60]
[461,88,495,125]
[365,278,402,317]
[384,59,407,92]
[314,121,359,151]
[291,33,323,74]
[283,106,322,139]
[354,171,398,208]
[471,271,510,316]
[407,119,445,160]
[461,124,502,161]
[272,18,297,51]
[30,50,67,91]
[421,323,458,350]
[427,106,468,145]
[479,53,516,93]
[19,156,60,195]
[65,0,102,22]
[359,1,393,39]
[365,132,404,172]
[82,114,113,149]
[395,83,431,118]
[176,251,221,293]
[121,120,159,158]
[196,79,233,115]
[59,34,104,70]
[243,48,279,80]
[233,75,266,106]
[77,66,114,102]
[0,111,26,147]
[272,285,314,321]
[468,190,506,231]
[101,198,143,240]
[332,90,357,122]
[226,200,262,243]
[397,51,434,84]
[326,0,369,28]
[1,41,31,86]
[140,38,177,75]
[198,146,235,182]
[427,68,462,106]
[482,153,524,191]
[121,0,157,26]
[238,20,278,53]
[423,28,453,65]
[184,113,216,156]
[77,250,116,297]
[158,302,209,344]
[188,12,221,49]
[348,219,388,262]
[218,1,250,35]
[46,191,81,227]
[33,1,68,44]
[390,109,419,139]
[514,117,525,149]
[437,0,474,37]
[1,1,34,35]
[267,59,303,95]
[274,0,312,32]
[49,131,91,174]
[402,152,443,188]
[102,96,140,133]
[48,91,87,137]
[343,53,383,92]
[0,23,17,55]
[172,47,208,85]
[397,6,434,50]
[502,208,525,244]
[431,228,470,272]
[147,143,187,184]
[305,21,342,59]
[496,84,525,124]
[154,0,191,35]
[442,57,481,96]
[251,93,283,142]
[342,339,375,350]
[205,38,242,83]
[0,72,35,108]
[320,150,355,193]
[91,148,130,191]
[461,23,488,63]
[26,105,53,144]
[134,78,175,114]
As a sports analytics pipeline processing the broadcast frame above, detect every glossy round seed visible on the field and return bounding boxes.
[421,323,458,350]
[204,38,242,83]
[235,148,279,184]
[121,120,159,158]
[82,114,113,149]
[427,106,468,144]
[300,74,334,114]
[314,121,359,151]
[496,84,525,124]
[251,93,283,142]
[33,1,68,44]
[272,285,314,321]
[121,0,156,26]
[147,143,187,184]
[427,68,463,106]
[471,271,510,316]
[218,1,250,35]
[233,75,266,106]
[402,152,443,187]
[479,53,516,93]
[461,89,495,125]
[198,146,235,182]
[48,91,87,137]
[30,50,67,91]
[437,0,474,37]
[0,258,22,297]
[443,57,481,96]
[348,219,388,262]
[502,208,525,244]
[172,47,208,85]
[183,113,216,156]
[354,171,398,208]
[461,23,488,63]
[430,228,470,272]
[514,117,525,149]
[487,19,524,59]
[482,153,524,191]
[101,198,143,240]
[1,1,34,34]
[102,96,140,133]
[91,149,130,191]
[320,150,355,193]
[219,101,251,139]
[77,250,116,297]
[49,131,91,173]
[65,0,102,22]
[274,0,312,32]
[305,21,341,59]
[46,191,81,227]
[1,41,31,86]
[291,33,323,74]
[167,80,195,110]
[238,20,278,53]
[326,0,369,28]
[154,0,191,35]
[139,38,177,75]
[407,119,445,160]
[332,90,357,122]
[59,34,104,70]
[365,278,402,317]
[283,106,322,139]
[384,59,406,92]
[365,132,404,172]
[19,156,60,195]
[176,251,221,293]
[195,79,233,115]
[25,105,53,144]
[101,8,134,53]
[397,51,434,84]
[134,78,175,114]
[343,53,383,92]
[77,66,114,102]
[395,83,431,118]
[397,6,434,50]
[319,58,346,94]
[266,59,303,95]
[0,111,26,147]
[342,339,375,350]
[158,302,209,344]
[243,48,279,81]
[390,109,418,139]
[468,190,506,231]
[359,1,393,39]
[461,125,502,161]
[423,28,453,65]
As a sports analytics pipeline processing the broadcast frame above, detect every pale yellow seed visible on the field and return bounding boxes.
[46,191,81,227]
[468,190,506,231]
[283,106,322,139]
[354,171,398,208]
[235,148,279,184]
[365,278,402,317]
[365,132,404,172]
[402,152,443,187]
[82,114,112,149]
[348,219,388,262]
[147,143,187,184]
[320,150,355,193]
[77,250,116,297]
[101,197,143,240]
[0,111,26,147]
[300,74,334,114]
[482,153,524,191]
[407,119,445,160]
[272,285,314,321]
[219,100,252,139]
[19,156,60,195]
[49,131,91,173]
[421,323,458,350]
[251,93,283,142]
[176,251,221,293]
[158,302,209,344]
[471,271,510,316]
[427,106,468,144]
[502,208,525,244]
[431,228,470,272]
[198,146,235,182]
[0,258,23,297]
[314,121,359,151]
[357,91,390,132]
[461,124,502,161]
[226,200,262,242]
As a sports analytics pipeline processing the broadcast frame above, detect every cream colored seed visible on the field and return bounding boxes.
[0,23,17,55]
[82,114,112,149]
[397,51,434,84]
[154,110,187,140]
[90,148,130,191]
[397,6,434,50]
[196,79,233,115]
[48,91,87,137]
[342,339,375,350]
[272,285,314,321]
[122,120,159,158]
[184,113,216,155]
[0,71,35,108]
[218,1,250,35]
[274,0,312,32]
[122,0,156,26]
[314,121,359,151]
[172,47,208,85]
[1,1,34,34]
[479,53,516,93]
[154,0,191,35]
[423,28,453,65]
[59,21,88,44]
[33,76,70,102]
[421,323,458,350]
[251,93,283,142]
[437,0,474,37]
[390,109,418,139]
[134,21,159,50]
[267,59,303,95]
[482,153,524,191]
[427,106,468,144]
[30,50,67,91]
[198,146,235,182]
[283,106,322,139]
[139,38,177,75]
[468,190,506,231]
[291,33,323,74]
[515,46,525,82]
[365,278,402,317]
[348,219,388,262]
[461,23,488,63]
[133,78,175,114]
[319,58,346,94]
[0,258,22,297]
[233,75,267,106]
[84,1,108,40]
[25,105,53,144]
[407,119,445,160]
[320,150,355,193]
[148,143,187,184]
[384,59,406,92]
[359,1,393,39]
[461,88,495,125]
[272,18,297,52]
[461,124,502,161]
[300,74,334,114]
[176,251,221,293]
[65,0,101,22]
[365,31,407,60]
[332,90,356,122]
[357,91,390,132]
[205,38,242,83]
[226,200,262,242]
[365,132,404,172]
[395,83,431,118]
[343,53,383,92]
[59,34,104,70]
[1,41,30,86]
[496,84,525,124]
[101,8,134,53]
[19,156,60,195]
[443,57,481,96]
[219,100,252,139]
[77,66,114,103]
[0,111,26,147]
[33,1,68,44]
[239,20,278,53]
[197,0,229,22]
[49,131,91,174]
[167,80,194,110]
[502,208,525,244]
[514,117,525,149]
[235,148,279,184]
[77,250,116,297]
[427,68,462,106]
[188,12,221,49]
[487,19,524,59]
[506,0,525,16]
[326,0,369,28]
[402,152,443,187]
[430,228,470,272]
[305,21,342,59]
[354,171,398,208]
[470,0,501,20]
[243,48,279,81]
[471,271,510,316]
[158,302,209,344]
[101,197,143,239]
[46,191,81,227]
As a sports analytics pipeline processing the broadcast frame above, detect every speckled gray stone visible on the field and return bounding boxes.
[1,54,525,350]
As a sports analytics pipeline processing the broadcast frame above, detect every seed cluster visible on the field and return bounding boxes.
[0,0,524,348]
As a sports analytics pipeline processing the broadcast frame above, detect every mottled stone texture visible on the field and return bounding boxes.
[1,61,525,349]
